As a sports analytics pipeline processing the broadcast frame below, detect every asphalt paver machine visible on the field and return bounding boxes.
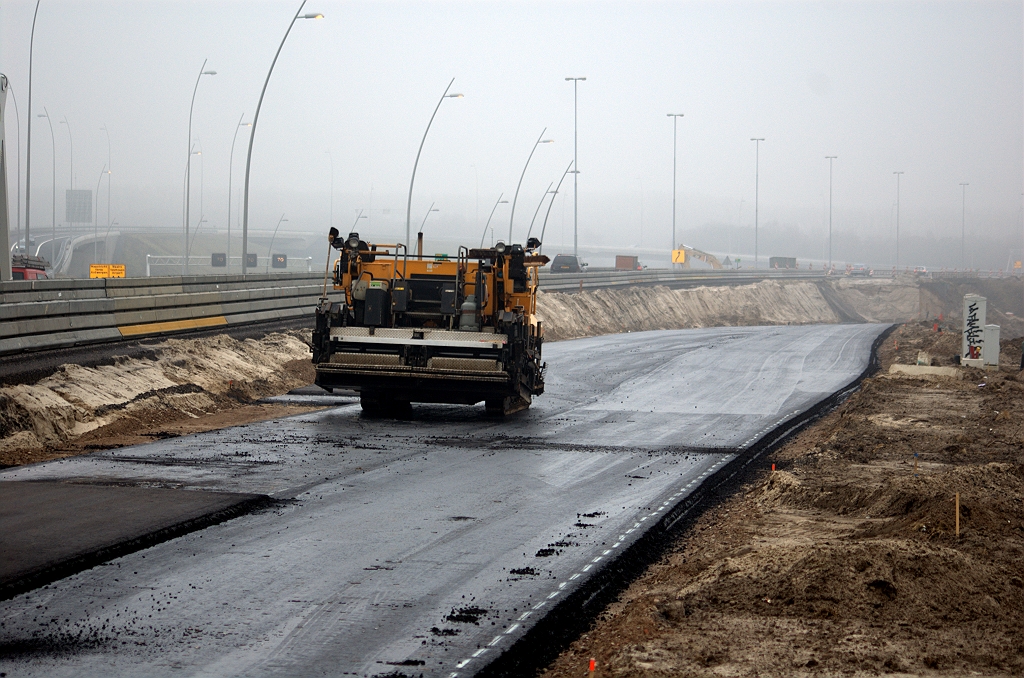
[312,229,548,415]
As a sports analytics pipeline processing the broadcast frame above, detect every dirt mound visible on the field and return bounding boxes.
[536,278,928,342]
[536,281,842,342]
[0,332,315,466]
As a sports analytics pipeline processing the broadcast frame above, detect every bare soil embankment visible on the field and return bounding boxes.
[541,322,1024,677]
[535,278,926,342]
[0,331,320,467]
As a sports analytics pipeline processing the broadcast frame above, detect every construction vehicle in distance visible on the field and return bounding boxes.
[311,229,549,415]
[677,245,723,269]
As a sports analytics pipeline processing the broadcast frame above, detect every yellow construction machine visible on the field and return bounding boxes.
[312,229,549,415]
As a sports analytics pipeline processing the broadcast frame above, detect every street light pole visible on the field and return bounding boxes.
[266,214,287,272]
[405,79,463,251]
[667,113,684,264]
[539,160,574,253]
[751,138,764,269]
[509,128,554,242]
[894,171,904,271]
[526,182,554,241]
[24,0,40,260]
[325,149,334,232]
[37,109,55,261]
[4,80,22,255]
[228,116,251,272]
[960,182,969,270]
[826,155,837,269]
[100,124,111,251]
[185,59,216,274]
[242,2,323,277]
[93,165,105,262]
[480,195,508,248]
[565,77,585,257]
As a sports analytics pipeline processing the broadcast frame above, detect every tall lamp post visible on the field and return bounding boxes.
[508,128,554,242]
[826,155,837,269]
[24,0,41,262]
[419,204,439,235]
[893,171,904,271]
[538,160,574,253]
[750,138,764,269]
[526,182,555,241]
[266,214,287,272]
[325,149,334,232]
[37,109,55,261]
[93,165,106,261]
[667,113,684,263]
[565,76,585,257]
[227,116,251,271]
[185,60,216,274]
[405,79,463,250]
[4,81,21,257]
[959,182,968,271]
[242,2,323,276]
[100,124,111,250]
[480,194,508,248]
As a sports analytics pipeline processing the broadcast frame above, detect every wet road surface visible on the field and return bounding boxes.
[0,324,886,677]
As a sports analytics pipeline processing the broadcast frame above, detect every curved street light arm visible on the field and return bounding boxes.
[406,78,455,250]
[539,160,574,253]
[25,0,40,257]
[185,58,214,273]
[509,127,548,243]
[243,0,321,276]
[526,182,554,241]
[266,213,288,272]
[480,194,506,248]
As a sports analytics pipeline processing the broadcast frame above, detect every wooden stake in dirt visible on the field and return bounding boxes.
[955,492,960,537]
[913,452,918,476]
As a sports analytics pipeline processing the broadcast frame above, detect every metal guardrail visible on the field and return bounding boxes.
[0,272,328,356]
[538,268,827,291]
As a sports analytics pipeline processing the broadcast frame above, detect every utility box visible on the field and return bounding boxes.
[615,255,640,270]
[961,294,986,367]
[769,256,797,269]
[983,324,1000,367]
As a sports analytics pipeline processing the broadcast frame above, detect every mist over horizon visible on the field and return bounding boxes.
[2,0,1021,272]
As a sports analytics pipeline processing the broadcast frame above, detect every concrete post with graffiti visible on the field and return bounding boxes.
[961,294,986,367]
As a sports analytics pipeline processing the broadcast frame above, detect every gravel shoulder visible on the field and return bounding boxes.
[541,322,1024,677]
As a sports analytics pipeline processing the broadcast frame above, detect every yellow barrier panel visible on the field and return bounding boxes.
[89,263,126,278]
[118,316,228,337]
[671,249,686,264]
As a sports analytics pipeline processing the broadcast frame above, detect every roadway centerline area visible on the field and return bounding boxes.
[0,324,886,677]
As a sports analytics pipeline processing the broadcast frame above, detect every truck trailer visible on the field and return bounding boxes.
[312,229,549,415]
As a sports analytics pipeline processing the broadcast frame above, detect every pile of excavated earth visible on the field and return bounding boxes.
[0,332,316,466]
[541,322,1024,677]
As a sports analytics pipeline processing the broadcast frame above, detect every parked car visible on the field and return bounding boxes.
[549,254,587,273]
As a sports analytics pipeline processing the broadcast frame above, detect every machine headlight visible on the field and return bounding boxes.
[494,241,507,254]
[347,233,361,249]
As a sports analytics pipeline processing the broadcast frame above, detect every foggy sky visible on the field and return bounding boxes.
[1,0,1022,269]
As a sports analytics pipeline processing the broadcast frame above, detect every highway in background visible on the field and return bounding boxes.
[0,324,886,677]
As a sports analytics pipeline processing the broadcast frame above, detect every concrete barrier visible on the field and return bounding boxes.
[0,273,326,356]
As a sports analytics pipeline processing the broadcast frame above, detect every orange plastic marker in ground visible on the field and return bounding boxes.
[589,658,596,672]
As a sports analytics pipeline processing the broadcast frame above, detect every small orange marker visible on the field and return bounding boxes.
[589,658,596,672]
[771,463,775,472]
